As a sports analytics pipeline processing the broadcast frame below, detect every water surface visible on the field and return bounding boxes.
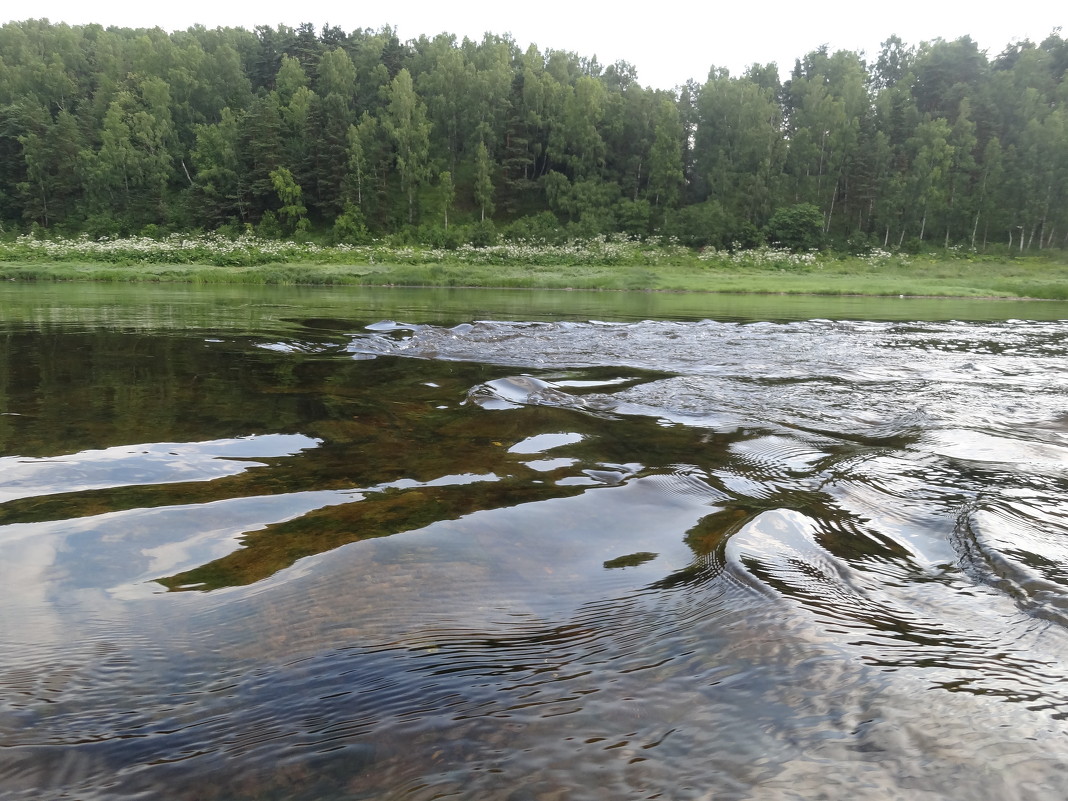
[2,285,1067,800]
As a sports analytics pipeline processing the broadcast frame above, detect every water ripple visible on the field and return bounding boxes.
[5,316,1068,799]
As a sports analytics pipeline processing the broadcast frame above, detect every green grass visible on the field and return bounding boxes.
[4,259,1068,299]
[2,234,1067,299]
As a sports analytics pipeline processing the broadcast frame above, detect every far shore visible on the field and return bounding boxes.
[3,258,1068,302]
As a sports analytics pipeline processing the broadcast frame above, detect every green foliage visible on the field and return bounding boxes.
[615,198,652,236]
[473,141,495,221]
[4,232,1067,299]
[0,20,1065,257]
[417,222,463,249]
[436,170,455,230]
[256,209,282,239]
[268,167,307,233]
[664,200,730,248]
[383,68,431,224]
[332,204,370,244]
[469,219,498,247]
[502,211,566,244]
[766,203,825,251]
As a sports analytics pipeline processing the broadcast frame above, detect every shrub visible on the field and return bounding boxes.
[765,203,824,251]
[256,211,282,240]
[502,212,565,244]
[468,219,498,248]
[332,204,371,245]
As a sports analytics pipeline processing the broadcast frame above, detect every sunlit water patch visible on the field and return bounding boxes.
[2,312,1068,800]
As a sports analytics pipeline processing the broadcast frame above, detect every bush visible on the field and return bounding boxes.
[730,221,765,250]
[502,211,565,244]
[333,205,371,245]
[416,223,463,250]
[663,200,730,248]
[765,203,824,251]
[256,210,282,239]
[468,219,498,248]
[566,208,616,240]
[615,198,652,236]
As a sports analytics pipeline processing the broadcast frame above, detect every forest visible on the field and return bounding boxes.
[0,19,1066,253]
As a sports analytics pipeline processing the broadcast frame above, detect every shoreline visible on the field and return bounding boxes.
[3,255,1068,302]
[0,275,1061,303]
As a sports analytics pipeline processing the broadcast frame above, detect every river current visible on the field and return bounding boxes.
[1,290,1067,800]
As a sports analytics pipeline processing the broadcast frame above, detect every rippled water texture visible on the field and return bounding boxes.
[2,294,1068,800]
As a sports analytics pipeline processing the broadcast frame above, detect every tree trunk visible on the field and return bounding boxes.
[37,180,49,227]
[825,177,838,234]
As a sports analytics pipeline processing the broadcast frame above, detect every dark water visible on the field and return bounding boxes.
[2,286,1068,800]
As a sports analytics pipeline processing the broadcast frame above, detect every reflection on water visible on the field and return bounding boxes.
[2,290,1068,800]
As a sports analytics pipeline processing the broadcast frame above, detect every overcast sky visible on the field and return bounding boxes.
[6,1,1065,89]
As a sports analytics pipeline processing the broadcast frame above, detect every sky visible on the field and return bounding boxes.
[5,0,1065,89]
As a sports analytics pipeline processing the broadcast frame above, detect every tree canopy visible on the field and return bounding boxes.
[0,20,1066,251]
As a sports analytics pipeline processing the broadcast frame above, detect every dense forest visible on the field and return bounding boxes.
[0,19,1066,252]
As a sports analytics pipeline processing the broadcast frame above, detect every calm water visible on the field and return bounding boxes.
[2,285,1068,800]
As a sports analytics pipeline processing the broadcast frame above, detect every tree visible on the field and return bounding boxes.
[269,165,307,233]
[473,140,494,221]
[348,110,391,228]
[782,49,869,237]
[275,54,308,105]
[872,35,914,90]
[316,48,357,104]
[647,98,684,209]
[82,75,176,223]
[693,69,783,234]
[905,117,953,241]
[191,107,242,226]
[16,106,84,225]
[235,91,284,219]
[438,169,454,229]
[414,35,469,170]
[383,68,431,225]
[311,91,355,216]
[551,75,606,178]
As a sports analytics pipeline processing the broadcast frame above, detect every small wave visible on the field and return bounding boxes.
[956,495,1068,625]
[468,375,621,417]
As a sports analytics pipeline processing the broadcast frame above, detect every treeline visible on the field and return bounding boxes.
[1,19,1066,251]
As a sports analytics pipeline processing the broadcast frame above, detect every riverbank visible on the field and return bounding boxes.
[2,234,1067,299]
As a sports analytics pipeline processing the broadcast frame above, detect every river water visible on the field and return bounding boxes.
[1,285,1068,800]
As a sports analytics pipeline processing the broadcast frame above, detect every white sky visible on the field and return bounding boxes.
[6,1,1065,90]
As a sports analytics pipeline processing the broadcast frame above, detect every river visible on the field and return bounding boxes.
[1,284,1067,800]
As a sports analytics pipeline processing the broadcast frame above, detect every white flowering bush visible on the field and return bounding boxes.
[0,232,842,272]
[0,232,704,268]
[697,245,820,270]
[1,233,340,266]
[862,248,910,268]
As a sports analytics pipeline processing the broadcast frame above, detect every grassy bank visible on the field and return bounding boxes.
[2,234,1068,299]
